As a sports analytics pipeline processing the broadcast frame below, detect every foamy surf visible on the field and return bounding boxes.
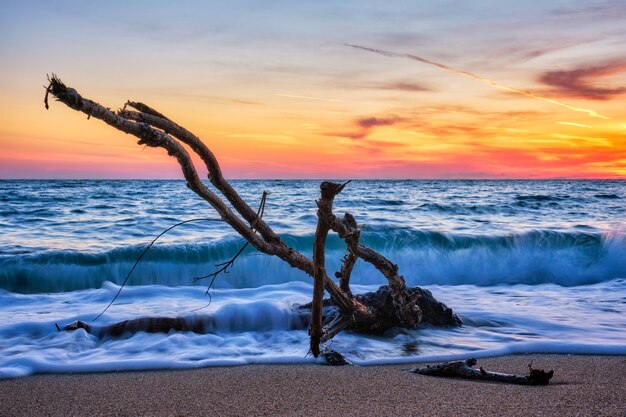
[1,179,625,378]
[1,280,624,378]
[2,230,624,292]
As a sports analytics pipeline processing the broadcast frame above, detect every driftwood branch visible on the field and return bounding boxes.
[45,76,272,255]
[316,182,422,328]
[119,104,282,245]
[413,359,554,385]
[310,181,355,356]
[45,75,351,310]
[46,75,461,353]
[332,211,359,295]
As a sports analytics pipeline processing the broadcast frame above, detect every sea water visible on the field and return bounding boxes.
[0,179,624,378]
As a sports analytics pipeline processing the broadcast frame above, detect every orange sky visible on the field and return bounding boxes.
[1,1,625,179]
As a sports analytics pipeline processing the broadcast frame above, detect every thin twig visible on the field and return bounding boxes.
[193,243,249,290]
[190,191,269,312]
[92,218,218,321]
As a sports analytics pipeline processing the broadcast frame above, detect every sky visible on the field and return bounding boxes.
[1,0,625,179]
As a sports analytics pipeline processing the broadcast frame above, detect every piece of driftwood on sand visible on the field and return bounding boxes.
[413,358,554,385]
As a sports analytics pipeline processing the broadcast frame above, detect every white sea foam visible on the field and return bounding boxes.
[0,280,624,378]
[1,180,625,378]
[1,230,624,292]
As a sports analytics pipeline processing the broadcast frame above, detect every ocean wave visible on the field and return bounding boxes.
[1,230,624,292]
[3,340,625,378]
[0,279,624,378]
[418,203,501,215]
[594,193,621,199]
[515,194,565,202]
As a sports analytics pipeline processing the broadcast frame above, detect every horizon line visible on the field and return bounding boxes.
[1,177,623,181]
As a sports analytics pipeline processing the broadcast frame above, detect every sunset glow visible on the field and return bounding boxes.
[1,1,625,179]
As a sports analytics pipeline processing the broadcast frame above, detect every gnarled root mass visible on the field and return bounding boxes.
[300,285,461,334]
[413,359,554,385]
[46,75,461,357]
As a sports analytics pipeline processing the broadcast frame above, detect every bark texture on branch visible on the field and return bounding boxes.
[413,358,554,385]
[310,181,377,356]
[120,104,281,245]
[310,183,340,356]
[46,75,461,355]
[46,75,351,311]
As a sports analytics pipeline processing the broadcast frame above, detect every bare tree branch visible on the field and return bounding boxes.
[311,182,350,356]
[413,359,554,385]
[316,183,422,327]
[193,191,269,293]
[334,213,359,295]
[118,106,282,245]
[46,75,356,312]
[46,75,461,350]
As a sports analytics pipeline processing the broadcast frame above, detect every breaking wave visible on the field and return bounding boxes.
[2,230,624,293]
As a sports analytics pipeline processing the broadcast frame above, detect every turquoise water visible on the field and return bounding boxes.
[0,180,625,377]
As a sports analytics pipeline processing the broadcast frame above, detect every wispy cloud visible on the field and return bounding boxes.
[378,81,431,92]
[516,39,600,63]
[354,81,431,92]
[539,60,626,101]
[327,115,401,140]
[325,130,369,140]
[550,1,626,20]
[356,116,400,129]
[274,94,343,103]
[346,44,611,119]
[160,91,265,106]
[226,133,296,144]
[557,122,592,128]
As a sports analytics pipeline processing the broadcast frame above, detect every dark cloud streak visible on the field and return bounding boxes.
[346,43,611,118]
[539,60,626,101]
[326,115,401,140]
[373,81,431,92]
[357,116,400,129]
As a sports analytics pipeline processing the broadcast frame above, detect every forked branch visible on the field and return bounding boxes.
[311,181,354,356]
[46,75,461,355]
[119,103,282,245]
[45,74,353,313]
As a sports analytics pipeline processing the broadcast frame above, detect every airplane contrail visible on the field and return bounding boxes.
[346,44,610,120]
[557,122,592,128]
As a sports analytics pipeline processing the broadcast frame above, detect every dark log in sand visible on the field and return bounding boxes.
[62,317,207,338]
[45,75,461,357]
[413,358,554,385]
[62,283,461,339]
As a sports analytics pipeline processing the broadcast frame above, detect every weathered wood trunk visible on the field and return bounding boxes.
[45,75,461,357]
[413,358,554,385]
[62,284,461,339]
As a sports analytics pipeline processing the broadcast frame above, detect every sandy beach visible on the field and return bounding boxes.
[1,354,624,416]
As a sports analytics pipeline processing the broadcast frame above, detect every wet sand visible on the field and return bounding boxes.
[1,355,624,417]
